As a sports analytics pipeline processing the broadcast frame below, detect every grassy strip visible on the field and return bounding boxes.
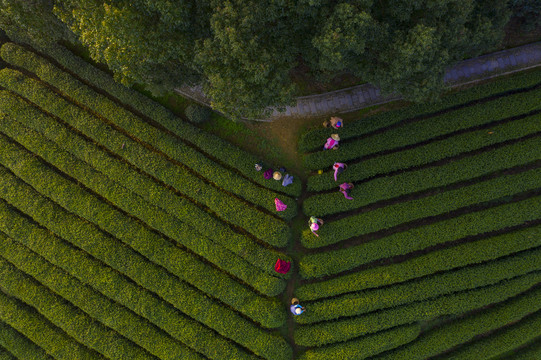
[303,135,541,217]
[0,256,158,360]
[0,68,291,247]
[300,195,541,279]
[0,321,52,360]
[372,284,541,360]
[307,112,541,192]
[302,166,541,248]
[298,324,420,360]
[298,68,541,152]
[296,225,541,300]
[297,246,541,324]
[293,271,541,347]
[0,163,286,329]
[436,310,541,360]
[31,43,302,197]
[303,86,541,170]
[0,292,103,360]
[501,338,541,359]
[0,43,298,219]
[0,203,292,360]
[0,232,249,360]
[0,94,288,288]
[0,250,202,360]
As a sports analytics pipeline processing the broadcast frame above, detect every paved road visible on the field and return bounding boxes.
[175,42,541,121]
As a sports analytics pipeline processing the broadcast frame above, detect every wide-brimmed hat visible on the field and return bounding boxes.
[273,171,282,180]
[331,133,340,141]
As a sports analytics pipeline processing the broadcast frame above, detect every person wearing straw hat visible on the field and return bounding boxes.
[339,182,354,199]
[323,133,340,150]
[273,171,282,181]
[308,216,324,237]
[290,298,305,315]
[323,116,344,129]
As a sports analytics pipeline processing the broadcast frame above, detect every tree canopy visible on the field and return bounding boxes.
[1,0,512,119]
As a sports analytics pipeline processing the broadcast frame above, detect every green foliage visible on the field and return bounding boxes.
[185,103,212,123]
[298,324,420,360]
[501,338,541,359]
[0,248,202,360]
[303,136,541,217]
[0,156,286,329]
[303,86,541,172]
[302,167,541,248]
[297,246,541,324]
[372,284,541,360]
[0,321,52,360]
[0,347,15,360]
[294,270,541,347]
[0,291,103,360]
[300,195,541,279]
[509,0,541,31]
[0,201,291,360]
[0,91,289,288]
[296,225,541,300]
[0,68,292,247]
[298,68,541,153]
[39,43,301,197]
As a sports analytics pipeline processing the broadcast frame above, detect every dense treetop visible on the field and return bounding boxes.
[1,0,516,118]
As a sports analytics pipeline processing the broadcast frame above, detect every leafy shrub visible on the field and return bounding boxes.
[509,0,541,31]
[185,103,212,123]
[295,225,541,300]
[0,321,52,360]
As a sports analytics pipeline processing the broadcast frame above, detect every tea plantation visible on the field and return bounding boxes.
[0,40,540,359]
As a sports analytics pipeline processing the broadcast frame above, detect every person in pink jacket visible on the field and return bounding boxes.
[333,162,347,181]
[339,183,354,199]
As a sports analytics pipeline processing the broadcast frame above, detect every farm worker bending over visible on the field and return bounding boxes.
[339,182,354,200]
[323,134,340,150]
[323,116,344,129]
[333,162,347,181]
[290,298,305,315]
[309,216,324,237]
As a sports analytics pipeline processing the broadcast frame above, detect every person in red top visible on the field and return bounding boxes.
[339,182,354,199]
[333,162,347,181]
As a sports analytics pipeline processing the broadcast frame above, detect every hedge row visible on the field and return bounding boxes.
[436,309,541,360]
[29,43,302,197]
[0,201,292,360]
[303,135,541,217]
[307,112,541,192]
[300,195,541,279]
[0,347,15,360]
[295,225,541,300]
[0,321,52,360]
[372,283,541,360]
[298,324,420,360]
[298,68,541,152]
[0,291,103,360]
[0,250,203,360]
[0,93,288,286]
[0,68,291,247]
[503,338,541,360]
[296,246,541,324]
[303,166,541,248]
[293,270,541,347]
[2,260,144,360]
[0,43,298,220]
[0,164,286,329]
[303,86,541,170]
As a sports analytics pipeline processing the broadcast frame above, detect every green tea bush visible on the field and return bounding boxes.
[503,338,541,359]
[300,195,541,278]
[298,324,420,360]
[15,43,302,197]
[0,68,291,246]
[303,136,541,217]
[307,113,541,192]
[302,167,541,247]
[0,163,285,329]
[0,292,103,360]
[0,347,15,360]
[0,95,288,286]
[297,246,541,324]
[298,68,541,152]
[0,253,203,360]
[295,225,541,300]
[185,103,212,123]
[0,321,52,360]
[294,271,541,347]
[372,284,541,360]
[0,202,291,360]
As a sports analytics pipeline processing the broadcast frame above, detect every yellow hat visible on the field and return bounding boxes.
[331,133,340,141]
[273,171,282,180]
